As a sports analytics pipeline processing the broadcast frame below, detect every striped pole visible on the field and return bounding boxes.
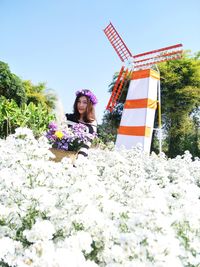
[115,69,160,153]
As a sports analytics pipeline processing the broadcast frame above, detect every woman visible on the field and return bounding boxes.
[66,89,98,158]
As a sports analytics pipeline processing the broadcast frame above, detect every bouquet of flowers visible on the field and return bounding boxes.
[46,121,96,151]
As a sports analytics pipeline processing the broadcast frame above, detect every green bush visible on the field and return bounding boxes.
[0,96,55,138]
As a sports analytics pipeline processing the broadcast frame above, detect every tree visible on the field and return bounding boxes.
[99,104,123,144]
[159,52,200,157]
[23,80,57,110]
[0,61,26,105]
[0,61,57,138]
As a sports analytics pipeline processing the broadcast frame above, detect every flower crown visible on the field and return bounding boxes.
[75,89,98,105]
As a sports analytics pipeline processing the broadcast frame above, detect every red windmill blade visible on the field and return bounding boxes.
[103,22,132,111]
[103,22,132,62]
[106,66,129,112]
[133,43,183,70]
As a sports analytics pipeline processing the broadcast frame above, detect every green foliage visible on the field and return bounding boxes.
[15,206,49,247]
[0,96,21,137]
[97,124,116,144]
[23,80,57,110]
[159,52,200,157]
[0,61,26,105]
[0,261,10,267]
[85,240,104,264]
[21,102,55,138]
[92,124,115,149]
[0,96,55,138]
[98,103,124,145]
[15,206,39,246]
[0,60,57,138]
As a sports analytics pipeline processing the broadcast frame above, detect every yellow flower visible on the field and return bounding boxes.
[55,131,64,139]
[24,258,33,265]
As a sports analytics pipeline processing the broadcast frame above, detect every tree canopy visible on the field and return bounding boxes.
[0,60,57,138]
[0,61,26,105]
[23,80,57,110]
[159,52,200,157]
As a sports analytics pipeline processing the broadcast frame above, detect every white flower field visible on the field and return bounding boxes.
[0,128,200,267]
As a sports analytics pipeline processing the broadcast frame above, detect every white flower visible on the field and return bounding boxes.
[0,129,200,266]
[23,220,55,242]
[65,231,93,254]
[0,237,16,258]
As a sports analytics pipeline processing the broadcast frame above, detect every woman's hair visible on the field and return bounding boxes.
[73,95,96,123]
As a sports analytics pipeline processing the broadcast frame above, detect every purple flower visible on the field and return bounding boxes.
[48,121,57,130]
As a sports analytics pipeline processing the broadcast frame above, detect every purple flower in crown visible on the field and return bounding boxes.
[76,89,98,105]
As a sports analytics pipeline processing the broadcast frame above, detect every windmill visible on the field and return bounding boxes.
[103,22,183,153]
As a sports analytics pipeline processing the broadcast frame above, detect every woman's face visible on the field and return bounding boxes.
[77,96,88,115]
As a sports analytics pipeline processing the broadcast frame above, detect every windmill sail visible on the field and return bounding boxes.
[103,22,132,62]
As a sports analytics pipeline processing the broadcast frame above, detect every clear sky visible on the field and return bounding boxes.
[1,0,200,123]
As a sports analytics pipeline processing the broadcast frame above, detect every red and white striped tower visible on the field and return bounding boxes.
[117,69,159,152]
[103,22,183,153]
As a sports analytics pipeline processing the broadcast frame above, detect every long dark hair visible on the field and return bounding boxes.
[73,95,96,123]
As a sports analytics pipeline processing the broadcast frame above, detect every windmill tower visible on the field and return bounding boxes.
[103,22,183,153]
